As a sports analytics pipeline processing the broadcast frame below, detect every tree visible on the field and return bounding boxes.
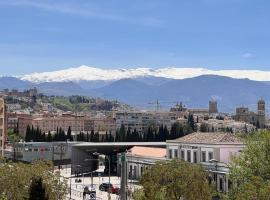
[0,160,67,200]
[67,126,73,141]
[136,159,213,200]
[29,177,48,200]
[119,124,126,142]
[47,131,52,142]
[231,176,270,200]
[188,114,196,131]
[229,130,270,199]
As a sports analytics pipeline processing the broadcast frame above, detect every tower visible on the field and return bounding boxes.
[209,100,218,114]
[257,99,266,128]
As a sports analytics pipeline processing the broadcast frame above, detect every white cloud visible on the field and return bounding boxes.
[0,0,163,27]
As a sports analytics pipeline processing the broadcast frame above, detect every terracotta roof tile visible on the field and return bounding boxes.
[169,132,243,144]
[128,146,166,158]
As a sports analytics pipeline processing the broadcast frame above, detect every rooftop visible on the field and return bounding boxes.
[128,146,167,158]
[167,132,244,145]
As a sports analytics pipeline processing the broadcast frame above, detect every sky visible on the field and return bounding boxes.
[0,0,270,75]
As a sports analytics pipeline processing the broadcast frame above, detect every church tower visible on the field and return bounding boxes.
[257,99,266,128]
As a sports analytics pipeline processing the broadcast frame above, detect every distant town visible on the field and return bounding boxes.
[0,87,269,199]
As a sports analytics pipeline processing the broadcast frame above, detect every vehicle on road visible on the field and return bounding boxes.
[99,183,119,194]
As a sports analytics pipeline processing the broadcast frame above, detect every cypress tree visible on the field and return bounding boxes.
[25,125,31,142]
[29,177,48,200]
[90,130,95,142]
[47,131,52,142]
[67,126,73,141]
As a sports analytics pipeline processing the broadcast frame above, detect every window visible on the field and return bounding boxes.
[187,150,191,162]
[209,152,213,161]
[181,150,185,160]
[193,151,197,163]
[174,149,178,158]
[219,177,223,191]
[129,165,132,178]
[202,151,206,162]
[169,149,173,159]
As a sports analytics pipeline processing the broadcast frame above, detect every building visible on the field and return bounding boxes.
[209,100,218,114]
[6,113,32,136]
[200,119,256,133]
[0,98,6,156]
[118,146,167,180]
[235,99,266,128]
[4,141,76,165]
[166,132,245,192]
[114,111,176,134]
[7,112,116,136]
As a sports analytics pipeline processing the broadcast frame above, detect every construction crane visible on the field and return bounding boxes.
[148,99,179,112]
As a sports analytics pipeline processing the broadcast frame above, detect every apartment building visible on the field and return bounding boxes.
[200,119,256,133]
[115,111,176,133]
[7,113,116,135]
[0,98,6,156]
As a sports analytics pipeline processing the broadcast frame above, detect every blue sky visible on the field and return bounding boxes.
[0,0,270,75]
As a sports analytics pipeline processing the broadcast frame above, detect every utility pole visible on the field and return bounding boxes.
[120,152,127,200]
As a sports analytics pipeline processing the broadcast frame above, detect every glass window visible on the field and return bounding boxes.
[202,151,206,162]
[219,178,223,191]
[193,151,197,163]
[187,150,191,162]
[209,152,213,161]
[181,150,185,160]
[174,149,178,158]
[169,149,173,159]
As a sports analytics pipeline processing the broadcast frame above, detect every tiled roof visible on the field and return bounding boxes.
[169,132,244,144]
[128,146,166,158]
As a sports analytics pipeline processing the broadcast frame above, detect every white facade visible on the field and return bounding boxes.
[166,132,245,192]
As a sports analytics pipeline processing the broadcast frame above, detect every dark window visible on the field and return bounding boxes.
[219,178,223,191]
[174,149,178,158]
[202,151,206,162]
[187,150,191,162]
[181,150,185,160]
[169,149,172,159]
[193,151,197,163]
[209,152,213,161]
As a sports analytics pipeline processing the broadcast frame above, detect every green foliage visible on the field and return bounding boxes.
[229,130,270,199]
[136,159,213,200]
[7,129,22,142]
[0,160,67,200]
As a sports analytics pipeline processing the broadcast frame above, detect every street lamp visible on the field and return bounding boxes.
[209,159,218,191]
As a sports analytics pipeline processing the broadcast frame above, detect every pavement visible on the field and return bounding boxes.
[58,166,127,200]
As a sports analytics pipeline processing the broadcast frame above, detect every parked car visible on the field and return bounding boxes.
[75,178,82,183]
[99,183,119,194]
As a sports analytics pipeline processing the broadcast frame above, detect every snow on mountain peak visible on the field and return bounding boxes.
[19,65,270,83]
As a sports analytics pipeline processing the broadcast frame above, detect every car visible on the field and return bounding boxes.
[75,178,82,183]
[99,183,119,194]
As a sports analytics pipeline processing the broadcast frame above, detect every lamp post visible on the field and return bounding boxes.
[210,159,218,191]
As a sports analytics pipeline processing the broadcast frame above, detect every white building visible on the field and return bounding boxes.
[117,146,167,180]
[166,132,245,192]
[115,111,175,133]
[200,119,256,133]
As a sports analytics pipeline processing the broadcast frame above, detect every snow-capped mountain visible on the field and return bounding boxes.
[19,65,270,83]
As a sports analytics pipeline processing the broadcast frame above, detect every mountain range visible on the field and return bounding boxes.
[1,65,270,113]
